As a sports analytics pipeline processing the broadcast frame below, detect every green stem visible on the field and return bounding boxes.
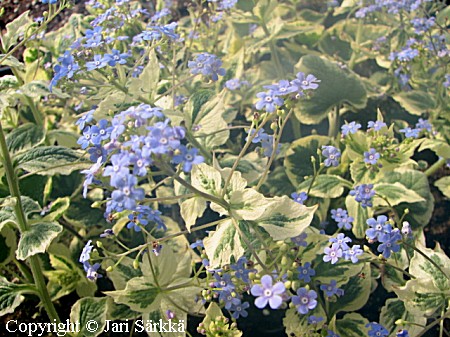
[256,108,293,190]
[0,123,60,323]
[260,20,284,77]
[424,157,445,177]
[415,310,450,337]
[327,105,340,139]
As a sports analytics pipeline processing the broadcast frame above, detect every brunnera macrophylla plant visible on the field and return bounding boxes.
[0,0,449,337]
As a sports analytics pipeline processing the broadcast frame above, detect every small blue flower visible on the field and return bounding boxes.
[250,275,285,309]
[42,0,58,4]
[307,315,324,325]
[330,208,353,230]
[344,245,363,263]
[366,322,389,337]
[291,232,308,247]
[172,146,204,172]
[188,53,225,81]
[291,287,317,314]
[225,78,241,90]
[378,229,402,258]
[399,127,420,138]
[323,243,343,264]
[291,192,308,204]
[83,262,102,281]
[291,72,320,91]
[190,239,204,249]
[415,118,432,132]
[230,301,249,319]
[326,330,340,337]
[367,120,387,131]
[86,54,108,71]
[297,262,315,283]
[322,145,341,167]
[103,49,129,67]
[396,329,409,337]
[364,148,380,165]
[264,80,297,96]
[320,280,344,297]
[100,229,114,238]
[231,257,255,284]
[349,184,375,208]
[79,240,94,263]
[366,215,391,241]
[329,233,352,250]
[255,91,284,113]
[341,121,361,136]
[75,110,95,130]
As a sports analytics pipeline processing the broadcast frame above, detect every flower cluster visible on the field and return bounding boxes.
[188,53,226,81]
[246,129,280,157]
[366,216,402,258]
[323,234,364,264]
[349,184,375,208]
[255,72,320,113]
[330,208,354,230]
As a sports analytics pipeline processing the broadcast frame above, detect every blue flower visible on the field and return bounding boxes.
[322,145,341,167]
[330,208,353,230]
[188,53,225,81]
[255,91,284,113]
[42,0,58,4]
[190,239,204,249]
[225,78,241,90]
[349,184,375,208]
[231,257,255,284]
[83,262,102,281]
[172,146,204,172]
[250,275,285,309]
[111,174,145,211]
[219,0,238,10]
[366,322,389,337]
[291,232,308,247]
[323,243,343,264]
[100,229,114,238]
[341,121,361,136]
[401,221,412,238]
[364,148,380,165]
[264,80,297,96]
[396,329,409,337]
[75,109,95,130]
[415,118,432,132]
[297,262,315,283]
[378,229,402,258]
[214,273,235,293]
[291,72,320,91]
[399,127,420,138]
[86,54,108,71]
[291,287,317,314]
[367,120,387,131]
[307,315,324,325]
[366,215,391,242]
[291,192,308,205]
[79,240,94,263]
[344,245,363,263]
[320,280,344,297]
[329,233,352,250]
[103,49,129,66]
[88,146,107,163]
[230,301,249,319]
[326,330,340,337]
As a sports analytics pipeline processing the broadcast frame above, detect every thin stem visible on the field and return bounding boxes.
[415,311,450,337]
[222,115,271,197]
[327,105,340,139]
[0,123,60,323]
[256,109,293,190]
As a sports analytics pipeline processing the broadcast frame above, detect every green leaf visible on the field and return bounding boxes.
[313,256,364,286]
[335,313,370,337]
[105,277,161,313]
[345,195,370,239]
[108,302,139,321]
[128,49,159,100]
[328,263,371,317]
[419,139,450,159]
[190,163,222,196]
[380,298,427,336]
[254,196,317,241]
[6,123,45,155]
[297,175,352,198]
[221,152,267,184]
[377,169,433,229]
[0,227,16,265]
[15,146,90,176]
[188,91,230,148]
[229,188,269,221]
[0,276,29,316]
[16,221,63,260]
[435,176,450,198]
[21,81,70,99]
[204,218,246,268]
[180,197,206,231]
[373,182,425,207]
[294,55,367,124]
[0,11,33,52]
[284,135,330,186]
[392,90,436,116]
[70,297,111,337]
[107,256,143,291]
[42,197,70,221]
[0,54,24,70]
